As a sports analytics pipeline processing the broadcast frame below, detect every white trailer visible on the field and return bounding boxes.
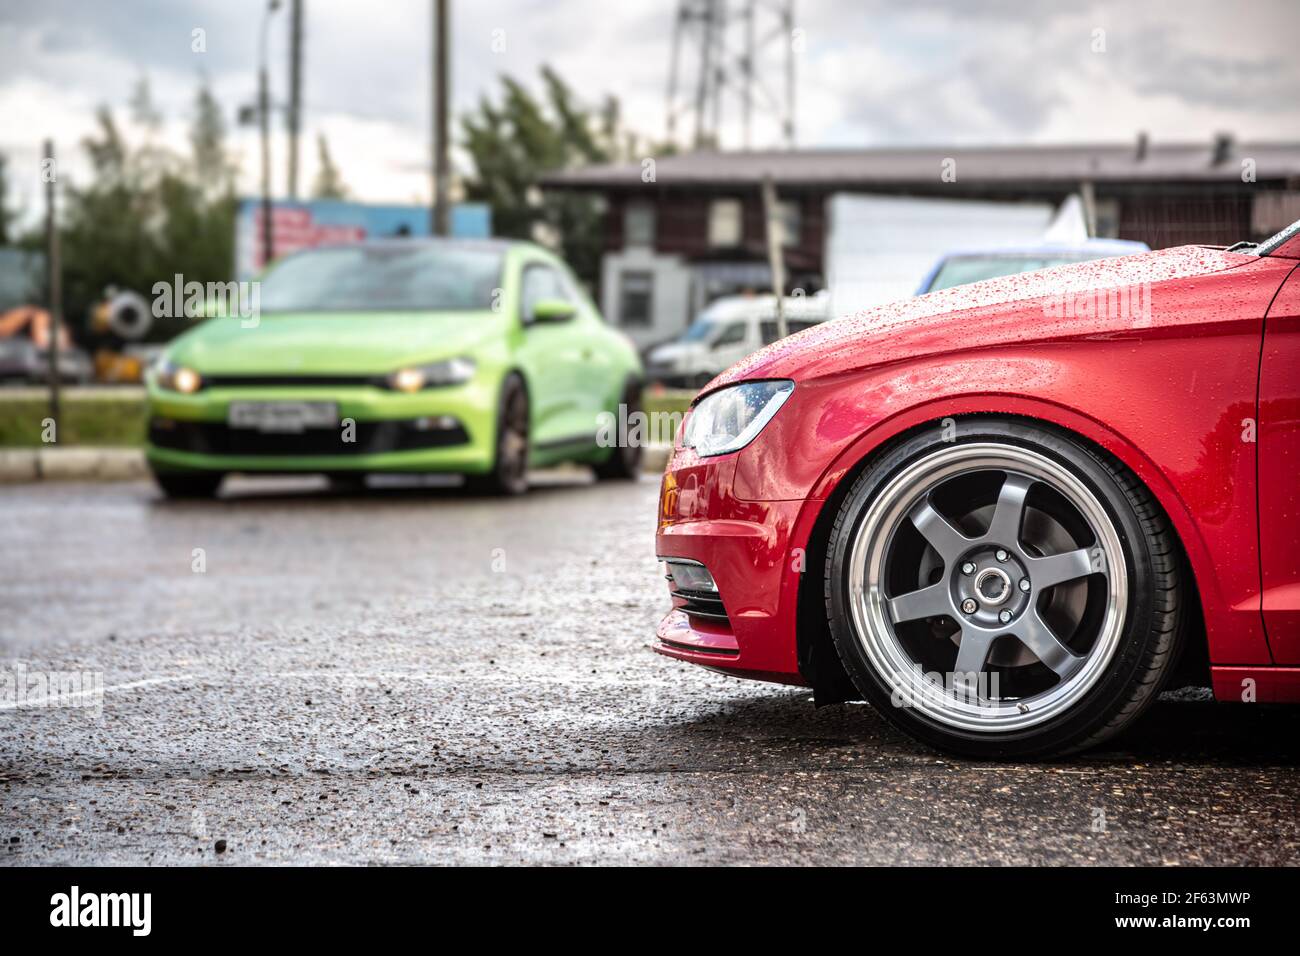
[824,194,1056,320]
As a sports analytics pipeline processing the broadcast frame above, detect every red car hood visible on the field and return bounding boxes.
[707,245,1255,390]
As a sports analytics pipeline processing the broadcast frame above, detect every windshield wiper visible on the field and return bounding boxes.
[1224,240,1257,252]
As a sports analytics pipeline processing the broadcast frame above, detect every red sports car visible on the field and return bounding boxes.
[655,219,1300,758]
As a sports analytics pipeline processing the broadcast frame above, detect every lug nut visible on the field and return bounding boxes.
[1019,578,1031,592]
[995,549,1009,562]
[999,609,1013,624]
[960,561,976,575]
[960,598,978,615]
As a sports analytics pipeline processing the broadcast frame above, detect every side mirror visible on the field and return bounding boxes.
[528,298,576,325]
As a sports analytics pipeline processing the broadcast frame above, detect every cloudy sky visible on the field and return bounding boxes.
[2,0,1297,219]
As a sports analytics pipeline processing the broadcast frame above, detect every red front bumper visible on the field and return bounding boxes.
[653,446,814,686]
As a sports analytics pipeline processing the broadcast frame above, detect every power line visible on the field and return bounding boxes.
[665,0,796,151]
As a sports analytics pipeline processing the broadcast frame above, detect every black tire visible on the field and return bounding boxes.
[153,470,224,499]
[465,374,530,496]
[593,380,644,481]
[823,417,1183,759]
[326,473,368,494]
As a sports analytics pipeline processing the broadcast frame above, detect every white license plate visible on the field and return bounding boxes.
[227,401,338,433]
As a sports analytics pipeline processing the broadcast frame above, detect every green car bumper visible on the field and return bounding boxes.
[145,381,498,475]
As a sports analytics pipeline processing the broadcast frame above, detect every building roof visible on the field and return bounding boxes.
[543,141,1300,190]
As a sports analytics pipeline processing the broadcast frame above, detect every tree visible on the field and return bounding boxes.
[460,66,667,287]
[56,77,238,337]
[129,76,163,133]
[191,82,236,196]
[311,134,349,200]
[0,153,18,245]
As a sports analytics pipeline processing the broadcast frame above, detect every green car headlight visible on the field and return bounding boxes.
[682,380,794,457]
[388,357,476,393]
[154,358,203,394]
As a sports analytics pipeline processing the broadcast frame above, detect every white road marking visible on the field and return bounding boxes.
[0,668,725,710]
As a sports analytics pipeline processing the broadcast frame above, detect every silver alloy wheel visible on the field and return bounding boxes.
[846,443,1127,732]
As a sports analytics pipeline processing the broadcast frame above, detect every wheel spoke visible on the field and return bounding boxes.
[887,582,951,624]
[1015,610,1083,679]
[908,498,971,565]
[985,472,1034,547]
[1025,547,1096,589]
[952,628,994,697]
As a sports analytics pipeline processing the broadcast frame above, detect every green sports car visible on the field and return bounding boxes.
[145,239,644,497]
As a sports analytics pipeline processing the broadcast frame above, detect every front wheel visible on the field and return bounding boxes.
[465,375,530,496]
[823,418,1183,759]
[593,380,643,481]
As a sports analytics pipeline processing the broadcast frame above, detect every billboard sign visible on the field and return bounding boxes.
[234,199,493,280]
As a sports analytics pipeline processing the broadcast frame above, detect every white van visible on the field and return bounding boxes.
[644,292,829,389]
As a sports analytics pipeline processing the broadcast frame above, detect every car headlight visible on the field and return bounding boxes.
[388,357,476,392]
[155,359,203,394]
[682,379,794,457]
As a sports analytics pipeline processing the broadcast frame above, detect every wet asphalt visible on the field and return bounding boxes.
[1,473,1297,866]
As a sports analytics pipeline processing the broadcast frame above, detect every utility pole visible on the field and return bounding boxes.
[259,62,274,263]
[709,1,726,143]
[692,0,712,148]
[432,0,450,236]
[665,5,683,144]
[761,175,787,340]
[1080,180,1097,238]
[287,0,303,200]
[742,0,755,149]
[784,0,796,147]
[43,139,61,430]
[258,0,282,266]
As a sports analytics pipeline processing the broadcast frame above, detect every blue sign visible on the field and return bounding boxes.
[235,199,493,280]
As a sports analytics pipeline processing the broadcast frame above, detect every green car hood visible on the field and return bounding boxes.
[169,311,501,375]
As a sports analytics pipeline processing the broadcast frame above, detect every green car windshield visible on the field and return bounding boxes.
[259,244,504,312]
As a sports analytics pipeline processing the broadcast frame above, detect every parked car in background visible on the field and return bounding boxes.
[0,337,94,384]
[655,220,1300,758]
[644,292,829,389]
[0,306,94,384]
[146,239,643,497]
[915,238,1150,295]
